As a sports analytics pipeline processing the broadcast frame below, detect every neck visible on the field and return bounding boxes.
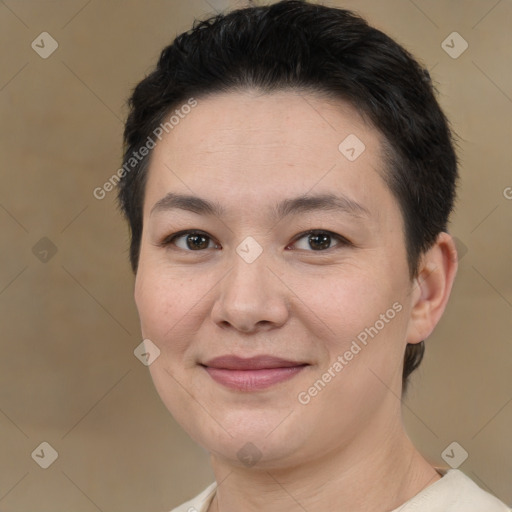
[208,416,440,512]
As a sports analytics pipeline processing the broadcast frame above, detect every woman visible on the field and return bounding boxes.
[117,1,511,510]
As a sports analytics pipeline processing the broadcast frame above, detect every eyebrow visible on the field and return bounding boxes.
[149,192,371,221]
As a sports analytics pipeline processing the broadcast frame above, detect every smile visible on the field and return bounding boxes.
[201,355,309,391]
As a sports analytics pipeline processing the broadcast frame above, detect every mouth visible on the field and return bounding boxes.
[200,355,309,391]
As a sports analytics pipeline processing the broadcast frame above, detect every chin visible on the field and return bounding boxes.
[208,437,308,470]
[185,414,311,469]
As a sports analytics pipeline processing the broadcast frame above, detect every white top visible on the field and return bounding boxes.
[169,469,511,511]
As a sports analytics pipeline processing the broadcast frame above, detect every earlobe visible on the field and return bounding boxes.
[406,232,458,345]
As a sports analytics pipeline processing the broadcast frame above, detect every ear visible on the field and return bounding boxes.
[405,232,458,344]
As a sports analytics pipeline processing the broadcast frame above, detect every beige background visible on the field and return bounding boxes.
[0,0,511,510]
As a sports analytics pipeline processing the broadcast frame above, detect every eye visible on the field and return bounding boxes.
[288,230,351,251]
[158,229,350,252]
[159,231,221,251]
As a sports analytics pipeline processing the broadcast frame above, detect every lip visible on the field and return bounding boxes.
[203,355,306,370]
[201,355,309,391]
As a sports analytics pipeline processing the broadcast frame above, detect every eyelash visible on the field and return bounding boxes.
[157,229,352,252]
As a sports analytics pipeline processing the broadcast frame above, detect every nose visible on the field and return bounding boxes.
[210,247,290,333]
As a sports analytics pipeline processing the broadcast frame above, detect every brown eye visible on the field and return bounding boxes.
[185,233,210,250]
[308,232,332,250]
[290,230,350,251]
[161,231,219,251]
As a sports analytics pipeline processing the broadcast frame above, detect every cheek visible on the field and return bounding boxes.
[134,263,217,355]
[299,269,408,371]
[299,270,390,334]
[134,267,186,342]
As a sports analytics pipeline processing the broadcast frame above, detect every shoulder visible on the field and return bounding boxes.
[168,482,217,512]
[167,472,511,512]
[393,469,511,511]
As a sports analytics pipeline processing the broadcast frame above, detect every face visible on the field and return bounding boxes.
[134,90,420,469]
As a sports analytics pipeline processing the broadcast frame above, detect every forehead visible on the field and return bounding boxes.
[152,89,375,161]
[143,90,396,223]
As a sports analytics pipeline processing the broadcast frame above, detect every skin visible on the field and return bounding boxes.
[134,90,458,511]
